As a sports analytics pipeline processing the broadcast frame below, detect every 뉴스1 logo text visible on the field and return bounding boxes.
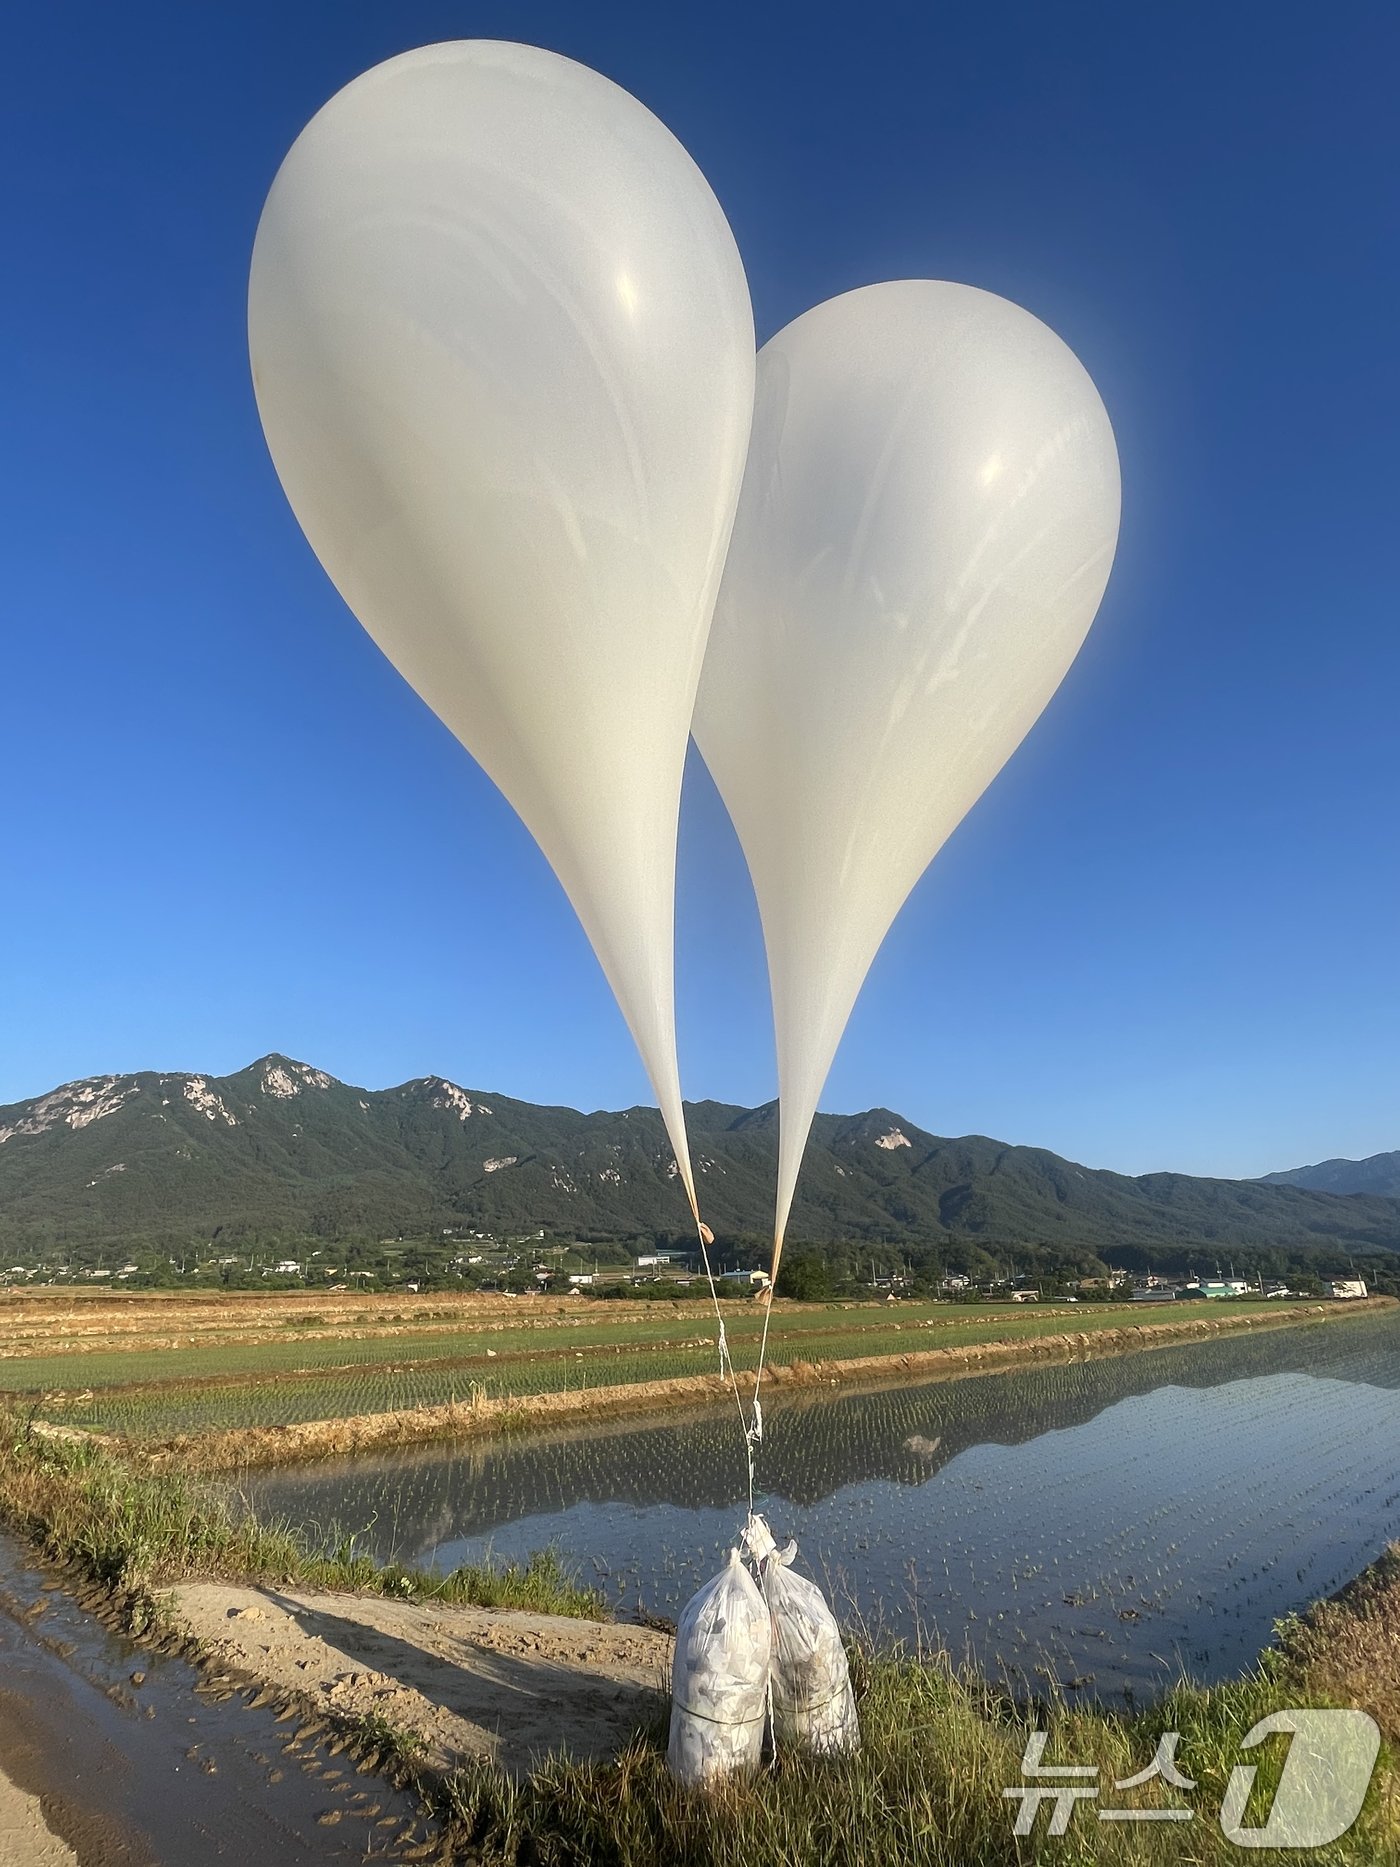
[1003,1709,1381,1846]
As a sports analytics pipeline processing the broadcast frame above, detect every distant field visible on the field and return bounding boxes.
[0,1290,1321,1443]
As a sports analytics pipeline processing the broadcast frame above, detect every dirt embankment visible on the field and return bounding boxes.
[141,1300,1386,1472]
[169,1583,670,1778]
[160,1539,1400,1802]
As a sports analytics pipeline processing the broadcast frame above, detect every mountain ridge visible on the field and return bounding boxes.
[1258,1150,1400,1198]
[2,1054,1398,1269]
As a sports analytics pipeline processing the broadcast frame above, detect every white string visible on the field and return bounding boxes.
[748,1274,778,1461]
[690,1206,756,1521]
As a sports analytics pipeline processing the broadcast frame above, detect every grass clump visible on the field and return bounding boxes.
[356,1711,427,1764]
[0,1407,604,1618]
[438,1642,1400,1867]
[1270,1545,1400,1742]
[314,1544,604,1618]
[0,1410,307,1587]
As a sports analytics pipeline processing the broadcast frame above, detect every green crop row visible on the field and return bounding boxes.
[21,1301,1296,1442]
[0,1300,1249,1397]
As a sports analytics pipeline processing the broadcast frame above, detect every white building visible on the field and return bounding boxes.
[1324,1278,1368,1300]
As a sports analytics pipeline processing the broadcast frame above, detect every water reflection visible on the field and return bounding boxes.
[240,1312,1400,1701]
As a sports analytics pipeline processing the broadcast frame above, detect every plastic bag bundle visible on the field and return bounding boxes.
[667,1548,772,1785]
[762,1539,860,1756]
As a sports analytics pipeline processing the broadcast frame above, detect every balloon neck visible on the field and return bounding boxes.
[768,1232,787,1291]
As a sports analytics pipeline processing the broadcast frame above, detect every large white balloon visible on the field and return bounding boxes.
[693,282,1120,1279]
[250,43,754,1215]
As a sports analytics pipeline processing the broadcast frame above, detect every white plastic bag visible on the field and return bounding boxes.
[763,1540,860,1756]
[667,1549,772,1784]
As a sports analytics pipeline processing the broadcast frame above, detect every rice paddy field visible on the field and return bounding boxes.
[236,1305,1400,1703]
[5,1288,1396,1706]
[0,1289,1319,1441]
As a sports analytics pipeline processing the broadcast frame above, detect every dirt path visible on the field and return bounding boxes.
[0,1753,78,1867]
[170,1583,671,1777]
[0,1691,132,1867]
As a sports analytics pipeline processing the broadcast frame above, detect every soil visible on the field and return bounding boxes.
[0,1736,78,1867]
[168,1582,671,1778]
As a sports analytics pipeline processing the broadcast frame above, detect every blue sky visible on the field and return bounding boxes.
[2,1,1396,1178]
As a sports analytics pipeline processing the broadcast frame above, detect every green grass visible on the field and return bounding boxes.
[0,1408,605,1617]
[6,1300,1308,1443]
[355,1711,427,1763]
[435,1641,1398,1866]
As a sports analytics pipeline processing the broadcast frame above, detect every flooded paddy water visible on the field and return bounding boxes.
[240,1309,1400,1704]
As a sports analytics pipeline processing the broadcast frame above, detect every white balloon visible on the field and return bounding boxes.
[693,282,1120,1278]
[249,42,754,1214]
